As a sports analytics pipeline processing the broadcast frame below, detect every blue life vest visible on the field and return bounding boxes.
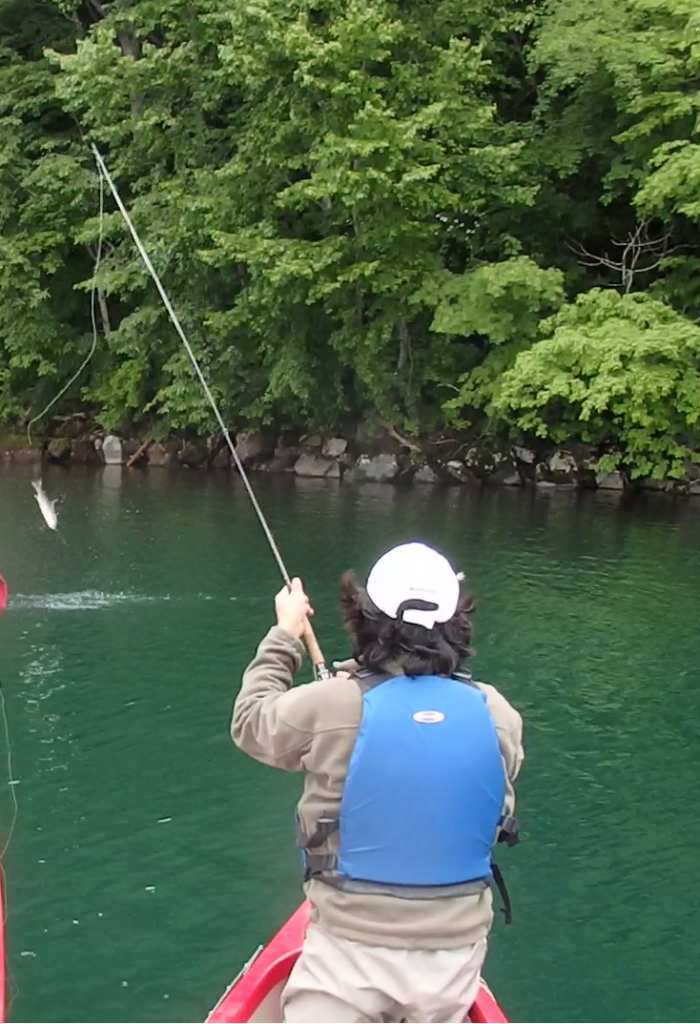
[330,673,506,889]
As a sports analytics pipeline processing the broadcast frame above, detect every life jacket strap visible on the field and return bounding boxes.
[490,857,513,925]
[352,667,393,692]
[296,814,339,850]
[353,667,479,692]
[296,814,340,880]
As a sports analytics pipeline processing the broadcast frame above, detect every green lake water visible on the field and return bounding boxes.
[0,463,699,1023]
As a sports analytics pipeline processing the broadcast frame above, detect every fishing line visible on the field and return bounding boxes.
[90,144,294,589]
[26,167,106,452]
[0,686,17,860]
[0,677,20,1015]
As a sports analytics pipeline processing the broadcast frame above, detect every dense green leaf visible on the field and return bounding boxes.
[0,0,697,476]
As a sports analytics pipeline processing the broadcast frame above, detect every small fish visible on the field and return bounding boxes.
[31,479,59,531]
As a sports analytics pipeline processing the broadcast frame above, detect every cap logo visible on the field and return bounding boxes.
[412,710,444,724]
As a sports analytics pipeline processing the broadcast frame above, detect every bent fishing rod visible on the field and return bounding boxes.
[90,143,330,680]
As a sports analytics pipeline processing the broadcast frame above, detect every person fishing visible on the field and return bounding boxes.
[231,541,524,1024]
[91,148,523,1024]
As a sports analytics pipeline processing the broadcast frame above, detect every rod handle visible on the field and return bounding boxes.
[302,619,330,679]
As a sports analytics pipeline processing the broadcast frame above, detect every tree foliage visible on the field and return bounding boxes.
[496,289,700,478]
[0,0,699,475]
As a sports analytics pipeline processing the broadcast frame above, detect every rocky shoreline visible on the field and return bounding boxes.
[2,427,700,498]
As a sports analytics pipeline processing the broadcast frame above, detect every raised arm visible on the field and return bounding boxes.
[231,579,316,771]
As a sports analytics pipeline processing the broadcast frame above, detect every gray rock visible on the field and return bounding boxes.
[464,445,509,472]
[349,454,399,483]
[513,445,536,464]
[257,456,295,473]
[595,471,625,490]
[235,431,268,464]
[147,442,175,467]
[548,450,577,475]
[535,449,579,486]
[493,469,522,487]
[689,481,700,496]
[264,441,302,472]
[461,444,518,483]
[684,458,700,482]
[294,454,341,478]
[414,464,439,484]
[102,435,123,465]
[274,438,301,458]
[177,442,207,468]
[639,477,682,492]
[211,447,232,469]
[322,437,348,458]
[445,460,476,484]
[463,447,480,469]
[72,441,101,465]
[303,434,323,450]
[45,437,72,463]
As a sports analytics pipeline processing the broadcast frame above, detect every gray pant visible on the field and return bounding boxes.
[281,922,487,1023]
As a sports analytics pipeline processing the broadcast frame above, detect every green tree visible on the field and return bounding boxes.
[419,255,565,426]
[0,0,698,474]
[0,0,89,424]
[199,0,534,431]
[530,0,700,315]
[496,289,700,479]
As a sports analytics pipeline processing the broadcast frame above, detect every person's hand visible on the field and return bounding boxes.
[275,578,314,639]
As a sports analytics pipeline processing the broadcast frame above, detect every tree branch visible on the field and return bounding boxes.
[567,219,677,293]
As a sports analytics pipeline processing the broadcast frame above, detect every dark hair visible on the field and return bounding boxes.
[338,571,475,678]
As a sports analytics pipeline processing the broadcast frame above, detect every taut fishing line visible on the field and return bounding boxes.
[0,686,17,860]
[0,678,20,1014]
[26,168,106,451]
[90,144,295,589]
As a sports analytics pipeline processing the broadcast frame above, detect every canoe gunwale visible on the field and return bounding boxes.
[205,901,509,1024]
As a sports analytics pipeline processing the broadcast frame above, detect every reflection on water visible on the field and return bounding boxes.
[0,465,700,1023]
[18,645,70,779]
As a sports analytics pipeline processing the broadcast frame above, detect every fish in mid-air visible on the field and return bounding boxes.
[31,479,59,531]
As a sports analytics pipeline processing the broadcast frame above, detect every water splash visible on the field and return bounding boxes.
[9,591,170,612]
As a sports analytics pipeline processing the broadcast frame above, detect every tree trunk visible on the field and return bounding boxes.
[117,25,144,120]
[97,287,112,338]
[397,318,412,373]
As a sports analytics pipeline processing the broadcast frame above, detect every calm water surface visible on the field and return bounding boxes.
[0,464,699,1023]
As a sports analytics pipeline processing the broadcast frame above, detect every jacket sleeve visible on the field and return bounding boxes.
[478,683,524,819]
[231,625,315,771]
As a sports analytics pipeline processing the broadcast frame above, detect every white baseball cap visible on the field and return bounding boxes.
[365,542,461,629]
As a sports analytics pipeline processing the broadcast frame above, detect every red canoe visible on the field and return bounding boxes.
[0,852,4,1024]
[205,902,508,1023]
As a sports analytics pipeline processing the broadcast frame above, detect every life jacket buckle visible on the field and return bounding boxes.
[497,814,520,847]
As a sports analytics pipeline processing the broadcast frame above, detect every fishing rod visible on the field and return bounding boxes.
[90,144,330,680]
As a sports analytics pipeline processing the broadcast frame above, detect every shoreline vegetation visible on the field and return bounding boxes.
[3,425,700,498]
[1,1,699,495]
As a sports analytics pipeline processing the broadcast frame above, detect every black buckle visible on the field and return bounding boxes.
[497,814,521,847]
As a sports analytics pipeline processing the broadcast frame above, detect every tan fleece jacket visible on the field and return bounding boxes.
[231,625,524,950]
